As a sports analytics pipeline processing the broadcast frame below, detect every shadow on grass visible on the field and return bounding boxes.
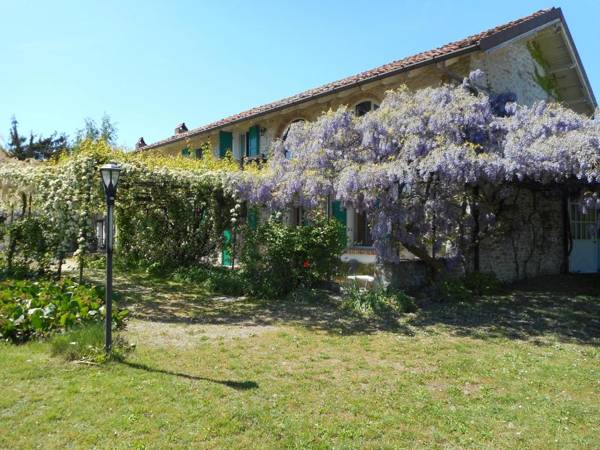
[87,268,600,344]
[84,268,412,336]
[408,274,600,345]
[121,360,258,390]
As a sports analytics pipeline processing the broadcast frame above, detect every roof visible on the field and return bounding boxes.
[142,7,587,150]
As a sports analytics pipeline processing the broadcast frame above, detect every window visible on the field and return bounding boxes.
[247,125,260,158]
[570,203,599,240]
[181,147,190,157]
[292,206,304,227]
[354,100,379,117]
[282,119,305,159]
[354,210,373,246]
[238,133,247,160]
[194,148,203,159]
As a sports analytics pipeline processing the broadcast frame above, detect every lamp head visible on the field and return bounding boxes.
[99,162,121,204]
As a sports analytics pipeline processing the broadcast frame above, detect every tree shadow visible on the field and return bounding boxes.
[87,268,600,342]
[408,274,600,345]
[120,360,258,390]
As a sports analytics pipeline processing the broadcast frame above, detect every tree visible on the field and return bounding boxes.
[6,117,68,160]
[75,114,118,146]
[7,117,27,160]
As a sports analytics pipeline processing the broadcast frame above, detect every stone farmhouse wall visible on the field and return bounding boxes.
[148,34,561,285]
[472,40,551,106]
[479,188,564,281]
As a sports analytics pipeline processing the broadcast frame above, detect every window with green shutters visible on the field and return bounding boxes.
[247,125,260,157]
[219,131,233,158]
[181,147,190,157]
[331,200,348,246]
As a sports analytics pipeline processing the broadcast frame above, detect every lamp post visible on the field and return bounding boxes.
[99,162,121,353]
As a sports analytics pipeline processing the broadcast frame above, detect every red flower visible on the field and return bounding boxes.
[303,259,310,269]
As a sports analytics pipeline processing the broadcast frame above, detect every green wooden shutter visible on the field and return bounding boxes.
[331,201,347,246]
[247,125,260,157]
[222,229,232,267]
[219,131,233,158]
[248,207,258,230]
[181,147,190,157]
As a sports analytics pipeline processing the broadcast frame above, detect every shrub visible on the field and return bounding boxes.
[433,278,474,303]
[462,271,502,295]
[2,215,53,276]
[433,272,502,303]
[241,213,345,298]
[171,266,211,283]
[0,278,128,343]
[202,268,246,297]
[342,283,416,317]
[50,323,133,362]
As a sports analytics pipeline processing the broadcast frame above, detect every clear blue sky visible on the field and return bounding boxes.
[1,1,598,149]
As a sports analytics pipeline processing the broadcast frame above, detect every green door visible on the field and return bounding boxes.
[331,200,347,246]
[247,125,260,157]
[222,229,232,267]
[219,131,233,158]
[248,207,258,230]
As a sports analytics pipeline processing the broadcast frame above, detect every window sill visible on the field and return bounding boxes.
[345,246,376,255]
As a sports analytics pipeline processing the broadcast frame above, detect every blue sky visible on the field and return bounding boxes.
[1,1,598,149]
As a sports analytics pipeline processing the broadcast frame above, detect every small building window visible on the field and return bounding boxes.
[292,206,304,227]
[354,100,379,117]
[282,118,305,159]
[194,148,203,159]
[181,147,191,157]
[354,210,373,246]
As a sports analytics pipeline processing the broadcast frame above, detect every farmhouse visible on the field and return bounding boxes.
[138,7,598,281]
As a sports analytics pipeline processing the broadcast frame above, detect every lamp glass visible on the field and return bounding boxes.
[100,163,121,190]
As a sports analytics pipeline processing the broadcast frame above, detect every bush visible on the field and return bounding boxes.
[342,283,416,317]
[462,271,502,296]
[50,323,132,362]
[171,265,246,296]
[171,266,211,283]
[0,278,129,343]
[202,268,246,297]
[241,214,345,298]
[2,215,53,276]
[433,272,502,303]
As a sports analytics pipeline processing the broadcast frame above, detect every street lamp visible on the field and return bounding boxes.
[99,162,121,353]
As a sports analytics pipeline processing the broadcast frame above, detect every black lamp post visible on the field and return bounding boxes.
[99,162,121,353]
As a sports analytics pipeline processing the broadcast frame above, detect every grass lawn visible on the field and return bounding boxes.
[1,271,599,449]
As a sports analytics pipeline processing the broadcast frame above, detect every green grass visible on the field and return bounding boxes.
[49,322,105,361]
[0,271,599,449]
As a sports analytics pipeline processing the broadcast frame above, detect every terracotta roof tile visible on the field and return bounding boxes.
[142,8,559,150]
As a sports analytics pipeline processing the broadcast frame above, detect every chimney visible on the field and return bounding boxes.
[135,137,147,149]
[175,122,188,134]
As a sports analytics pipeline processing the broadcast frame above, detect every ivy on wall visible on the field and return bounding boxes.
[527,41,560,100]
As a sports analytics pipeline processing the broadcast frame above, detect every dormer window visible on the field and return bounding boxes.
[354,100,379,117]
[175,123,188,134]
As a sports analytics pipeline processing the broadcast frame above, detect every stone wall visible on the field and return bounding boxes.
[376,259,428,291]
[479,188,564,282]
[377,188,565,290]
[471,40,550,106]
